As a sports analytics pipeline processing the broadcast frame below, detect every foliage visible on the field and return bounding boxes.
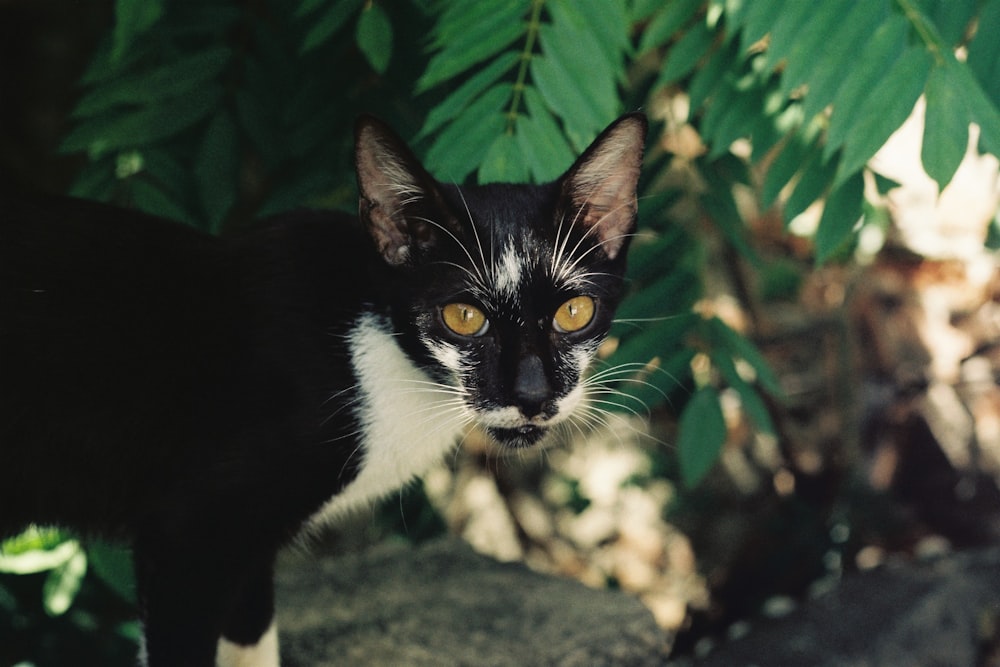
[7,0,1000,659]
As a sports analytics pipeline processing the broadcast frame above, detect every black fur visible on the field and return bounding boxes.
[0,113,646,666]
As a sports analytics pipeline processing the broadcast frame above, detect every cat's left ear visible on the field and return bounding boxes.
[559,113,647,260]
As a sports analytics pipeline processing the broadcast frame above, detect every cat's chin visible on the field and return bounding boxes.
[485,425,547,449]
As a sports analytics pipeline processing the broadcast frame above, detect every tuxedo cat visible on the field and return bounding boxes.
[0,112,646,666]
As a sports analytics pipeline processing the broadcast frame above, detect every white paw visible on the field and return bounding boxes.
[216,622,280,667]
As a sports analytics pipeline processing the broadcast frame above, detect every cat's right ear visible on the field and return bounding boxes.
[355,116,450,267]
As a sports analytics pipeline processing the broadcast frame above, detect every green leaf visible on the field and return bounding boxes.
[531,53,608,151]
[195,109,239,233]
[300,0,363,53]
[73,47,231,119]
[711,348,775,434]
[922,63,970,191]
[777,0,860,99]
[951,62,1000,158]
[43,549,87,617]
[418,51,519,139]
[129,179,198,227]
[740,0,783,54]
[86,542,136,604]
[798,1,888,122]
[417,3,525,92]
[603,347,695,416]
[677,387,727,487]
[707,316,783,398]
[967,0,1000,109]
[825,15,908,158]
[699,160,761,266]
[637,0,703,53]
[784,149,837,223]
[516,88,577,182]
[424,84,511,182]
[758,0,818,72]
[834,46,932,186]
[554,0,630,80]
[112,0,163,63]
[62,85,223,155]
[296,0,330,18]
[606,315,699,378]
[356,3,393,74]
[705,84,765,158]
[687,37,735,113]
[0,531,79,574]
[536,19,619,137]
[656,19,713,88]
[926,0,977,45]
[762,132,813,208]
[814,170,864,264]
[479,131,531,184]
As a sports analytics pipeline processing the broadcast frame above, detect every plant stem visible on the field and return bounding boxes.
[506,0,546,132]
[894,0,946,65]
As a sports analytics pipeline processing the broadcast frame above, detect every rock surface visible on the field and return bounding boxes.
[693,548,1000,667]
[275,538,669,666]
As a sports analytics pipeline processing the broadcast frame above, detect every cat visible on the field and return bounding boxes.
[0,111,647,666]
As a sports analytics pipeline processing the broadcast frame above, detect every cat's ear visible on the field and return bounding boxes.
[355,116,451,266]
[559,113,647,260]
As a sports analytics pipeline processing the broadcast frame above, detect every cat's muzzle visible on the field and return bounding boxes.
[486,424,547,448]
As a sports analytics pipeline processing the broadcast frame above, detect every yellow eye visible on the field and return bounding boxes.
[553,296,595,333]
[441,303,489,336]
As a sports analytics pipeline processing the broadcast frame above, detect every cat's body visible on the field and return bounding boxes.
[0,113,646,666]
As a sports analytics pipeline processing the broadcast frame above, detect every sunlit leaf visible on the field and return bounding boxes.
[834,46,932,186]
[43,549,87,617]
[922,63,970,192]
[798,1,887,122]
[967,0,1000,109]
[825,15,908,158]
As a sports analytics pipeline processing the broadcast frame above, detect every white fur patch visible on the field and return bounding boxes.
[308,313,468,526]
[216,622,279,667]
[494,242,527,298]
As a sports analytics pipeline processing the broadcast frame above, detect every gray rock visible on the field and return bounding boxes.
[694,548,1000,667]
[276,537,669,666]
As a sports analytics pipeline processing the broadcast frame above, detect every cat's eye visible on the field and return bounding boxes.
[553,296,595,333]
[441,302,489,337]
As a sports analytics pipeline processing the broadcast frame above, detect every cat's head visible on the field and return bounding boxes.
[355,113,646,448]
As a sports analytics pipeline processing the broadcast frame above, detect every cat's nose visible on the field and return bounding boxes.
[514,355,552,418]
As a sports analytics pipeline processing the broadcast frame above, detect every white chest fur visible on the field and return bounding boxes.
[308,313,466,528]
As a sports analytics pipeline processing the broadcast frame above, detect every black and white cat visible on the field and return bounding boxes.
[0,112,646,666]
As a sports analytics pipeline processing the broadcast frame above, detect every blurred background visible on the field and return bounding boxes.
[2,0,1000,664]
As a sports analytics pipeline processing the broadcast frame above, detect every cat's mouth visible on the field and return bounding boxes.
[486,424,547,448]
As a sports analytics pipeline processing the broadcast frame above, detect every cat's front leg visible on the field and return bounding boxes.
[217,556,280,667]
[135,539,278,667]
